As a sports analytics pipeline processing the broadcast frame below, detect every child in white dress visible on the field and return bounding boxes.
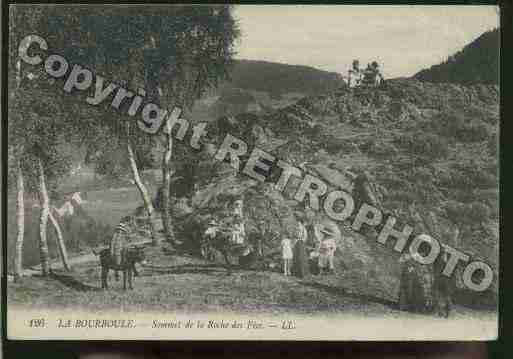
[281,237,293,276]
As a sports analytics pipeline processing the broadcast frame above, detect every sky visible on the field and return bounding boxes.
[233,5,499,79]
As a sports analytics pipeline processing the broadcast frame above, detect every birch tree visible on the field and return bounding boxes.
[13,6,239,248]
[9,6,72,276]
[154,6,240,244]
[74,6,239,245]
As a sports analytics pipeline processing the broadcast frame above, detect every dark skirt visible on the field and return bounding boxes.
[292,240,309,278]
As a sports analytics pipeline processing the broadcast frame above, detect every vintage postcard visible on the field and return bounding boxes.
[6,4,499,340]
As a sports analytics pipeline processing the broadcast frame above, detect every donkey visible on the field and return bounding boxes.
[94,246,146,290]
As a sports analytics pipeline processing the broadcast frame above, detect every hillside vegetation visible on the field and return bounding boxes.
[194,60,346,120]
[225,59,345,96]
[414,29,499,85]
[9,78,499,314]
[171,78,499,305]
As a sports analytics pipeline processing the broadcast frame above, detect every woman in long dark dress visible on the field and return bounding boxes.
[292,220,309,278]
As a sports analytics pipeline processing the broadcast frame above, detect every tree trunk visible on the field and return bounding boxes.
[161,118,175,244]
[49,210,71,271]
[13,160,25,281]
[126,135,159,245]
[37,159,51,276]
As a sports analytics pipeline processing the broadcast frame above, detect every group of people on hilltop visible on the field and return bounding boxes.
[347,59,384,88]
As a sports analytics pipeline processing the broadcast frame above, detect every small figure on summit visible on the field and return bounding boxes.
[347,59,363,88]
[361,61,384,87]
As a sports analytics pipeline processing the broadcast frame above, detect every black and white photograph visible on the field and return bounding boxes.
[5,4,499,340]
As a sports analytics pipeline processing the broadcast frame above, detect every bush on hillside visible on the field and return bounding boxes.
[360,139,398,158]
[488,132,498,156]
[438,165,496,191]
[436,111,491,142]
[323,136,358,155]
[444,200,491,226]
[468,202,491,223]
[395,132,449,161]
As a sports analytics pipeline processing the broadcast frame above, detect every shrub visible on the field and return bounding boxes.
[395,132,449,161]
[487,132,498,156]
[460,121,491,142]
[367,140,399,158]
[324,136,357,155]
[468,201,491,223]
[452,161,497,189]
[408,166,434,184]
[444,200,491,226]
[388,188,417,204]
[437,111,491,142]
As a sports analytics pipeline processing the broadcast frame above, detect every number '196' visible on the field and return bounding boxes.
[29,318,45,328]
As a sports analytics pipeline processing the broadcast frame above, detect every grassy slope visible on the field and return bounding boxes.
[7,244,496,322]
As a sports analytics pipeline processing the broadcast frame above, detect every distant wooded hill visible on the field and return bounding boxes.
[414,28,499,85]
[223,59,345,96]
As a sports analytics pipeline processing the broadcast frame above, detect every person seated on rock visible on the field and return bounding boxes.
[362,61,384,87]
[204,219,219,238]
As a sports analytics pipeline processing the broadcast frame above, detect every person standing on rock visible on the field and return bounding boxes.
[292,212,309,278]
[348,59,363,88]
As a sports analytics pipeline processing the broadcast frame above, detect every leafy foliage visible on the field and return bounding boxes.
[438,160,497,191]
[444,200,492,226]
[395,132,449,161]
[434,110,491,143]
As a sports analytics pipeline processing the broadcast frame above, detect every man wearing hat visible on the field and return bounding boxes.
[110,216,135,266]
[202,218,220,261]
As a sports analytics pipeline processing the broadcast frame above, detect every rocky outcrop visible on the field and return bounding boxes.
[170,79,498,305]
